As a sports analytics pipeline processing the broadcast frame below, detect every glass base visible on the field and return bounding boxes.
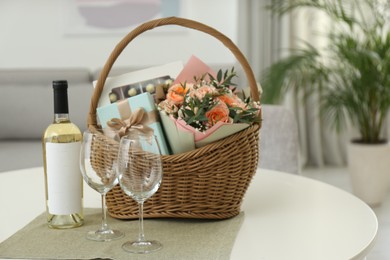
[122,240,162,254]
[47,213,83,229]
[86,229,124,242]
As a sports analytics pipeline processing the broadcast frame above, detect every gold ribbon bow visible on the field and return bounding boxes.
[106,107,154,139]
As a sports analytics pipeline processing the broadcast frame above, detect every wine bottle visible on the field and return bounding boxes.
[42,80,83,229]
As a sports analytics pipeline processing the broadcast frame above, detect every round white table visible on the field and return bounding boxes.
[0,167,377,259]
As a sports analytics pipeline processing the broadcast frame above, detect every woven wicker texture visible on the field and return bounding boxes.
[88,17,261,219]
[88,132,119,186]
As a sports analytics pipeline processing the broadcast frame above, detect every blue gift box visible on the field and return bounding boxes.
[97,92,170,155]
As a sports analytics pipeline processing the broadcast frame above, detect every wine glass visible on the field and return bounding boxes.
[79,130,124,241]
[117,132,163,254]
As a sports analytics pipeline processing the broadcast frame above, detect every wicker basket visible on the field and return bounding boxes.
[87,17,262,220]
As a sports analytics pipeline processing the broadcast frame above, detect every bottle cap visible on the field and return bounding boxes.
[53,80,69,114]
[53,80,68,90]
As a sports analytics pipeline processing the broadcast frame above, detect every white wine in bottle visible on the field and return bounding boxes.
[42,80,83,229]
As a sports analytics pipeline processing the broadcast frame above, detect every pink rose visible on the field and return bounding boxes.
[206,101,230,126]
[166,84,189,105]
[194,85,217,100]
[158,99,179,114]
[218,93,246,109]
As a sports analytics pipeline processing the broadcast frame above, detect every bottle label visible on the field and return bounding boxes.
[46,142,82,215]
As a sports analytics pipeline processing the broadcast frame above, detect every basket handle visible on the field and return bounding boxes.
[88,16,260,126]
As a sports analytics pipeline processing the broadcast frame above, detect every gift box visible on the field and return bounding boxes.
[97,92,170,155]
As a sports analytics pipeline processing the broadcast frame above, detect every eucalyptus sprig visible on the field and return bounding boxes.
[208,68,237,91]
[180,93,215,132]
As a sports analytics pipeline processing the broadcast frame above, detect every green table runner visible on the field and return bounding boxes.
[0,208,244,260]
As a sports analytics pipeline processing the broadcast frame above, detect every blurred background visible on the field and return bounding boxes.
[2,1,390,257]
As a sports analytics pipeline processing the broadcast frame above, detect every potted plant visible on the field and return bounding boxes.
[261,0,390,206]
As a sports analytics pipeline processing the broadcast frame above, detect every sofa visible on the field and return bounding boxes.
[0,68,300,174]
[0,69,93,172]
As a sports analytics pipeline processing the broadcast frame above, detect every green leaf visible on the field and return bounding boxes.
[217,69,223,82]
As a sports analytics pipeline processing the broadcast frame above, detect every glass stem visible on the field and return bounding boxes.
[101,193,109,232]
[138,201,145,242]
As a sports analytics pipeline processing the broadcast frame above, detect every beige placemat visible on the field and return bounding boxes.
[0,208,244,260]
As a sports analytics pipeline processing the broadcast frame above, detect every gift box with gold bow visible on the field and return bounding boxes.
[96,92,170,155]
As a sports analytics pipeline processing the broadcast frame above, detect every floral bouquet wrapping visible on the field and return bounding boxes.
[158,56,261,154]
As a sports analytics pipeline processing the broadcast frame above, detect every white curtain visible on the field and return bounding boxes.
[237,0,288,81]
[237,0,350,167]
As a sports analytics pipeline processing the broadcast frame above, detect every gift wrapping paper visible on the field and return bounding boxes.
[97,92,170,155]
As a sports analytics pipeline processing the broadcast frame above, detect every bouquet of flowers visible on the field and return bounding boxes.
[158,64,261,154]
[159,68,260,130]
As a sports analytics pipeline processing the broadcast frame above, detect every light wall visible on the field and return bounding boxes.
[0,0,239,70]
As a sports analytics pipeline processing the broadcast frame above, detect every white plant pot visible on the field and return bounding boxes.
[348,142,390,206]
